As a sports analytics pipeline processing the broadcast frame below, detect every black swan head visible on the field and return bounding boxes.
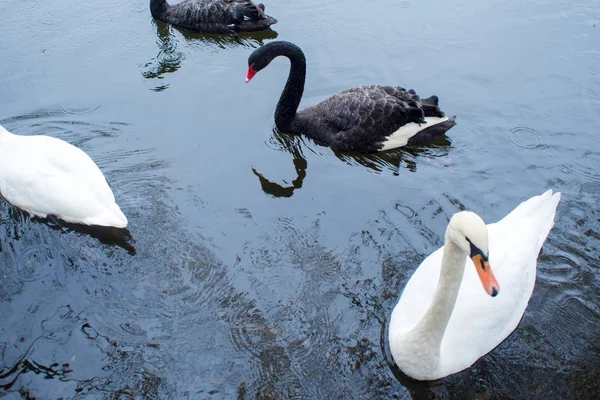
[245,41,307,132]
[246,41,304,82]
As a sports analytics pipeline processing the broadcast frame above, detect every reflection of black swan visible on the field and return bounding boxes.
[246,41,457,154]
[141,19,278,89]
[252,130,307,198]
[150,0,277,34]
[252,127,452,198]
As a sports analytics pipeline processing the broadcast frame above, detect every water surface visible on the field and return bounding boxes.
[1,0,599,398]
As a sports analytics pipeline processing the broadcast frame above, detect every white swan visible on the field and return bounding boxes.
[0,124,128,228]
[389,190,561,381]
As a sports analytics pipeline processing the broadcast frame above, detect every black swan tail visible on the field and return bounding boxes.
[421,95,439,106]
[388,87,445,118]
[419,94,445,118]
[407,116,457,146]
[231,2,277,32]
[239,2,267,20]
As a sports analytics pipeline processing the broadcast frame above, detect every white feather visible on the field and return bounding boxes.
[389,190,561,380]
[379,117,448,151]
[0,125,128,228]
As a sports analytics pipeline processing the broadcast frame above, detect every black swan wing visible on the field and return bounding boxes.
[300,86,443,153]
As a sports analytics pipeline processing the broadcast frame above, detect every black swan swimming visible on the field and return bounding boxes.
[150,0,277,34]
[246,41,456,153]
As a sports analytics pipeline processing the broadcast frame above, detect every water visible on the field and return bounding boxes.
[0,0,599,398]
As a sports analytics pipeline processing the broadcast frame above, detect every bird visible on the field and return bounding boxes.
[388,190,561,380]
[150,0,277,35]
[245,41,456,153]
[0,125,128,228]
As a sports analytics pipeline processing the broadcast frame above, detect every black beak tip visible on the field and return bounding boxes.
[491,287,499,297]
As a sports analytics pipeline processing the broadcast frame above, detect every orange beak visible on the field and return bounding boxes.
[471,254,499,297]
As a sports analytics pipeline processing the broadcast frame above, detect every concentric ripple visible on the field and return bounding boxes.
[508,126,549,150]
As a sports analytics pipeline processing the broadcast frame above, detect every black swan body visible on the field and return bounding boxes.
[246,41,457,153]
[150,0,277,34]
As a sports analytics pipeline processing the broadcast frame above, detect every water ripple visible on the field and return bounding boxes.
[559,153,600,183]
[508,126,600,183]
[552,73,600,100]
[508,126,549,150]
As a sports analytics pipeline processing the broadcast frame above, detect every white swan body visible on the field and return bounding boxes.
[0,125,127,228]
[389,190,561,380]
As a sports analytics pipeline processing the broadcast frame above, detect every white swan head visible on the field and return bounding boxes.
[446,211,499,297]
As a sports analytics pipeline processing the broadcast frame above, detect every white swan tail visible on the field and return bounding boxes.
[83,205,128,228]
[500,190,561,250]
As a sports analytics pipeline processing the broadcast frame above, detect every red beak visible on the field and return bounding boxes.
[246,65,257,83]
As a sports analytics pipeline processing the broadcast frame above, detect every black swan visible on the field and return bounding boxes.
[246,41,457,153]
[150,0,277,34]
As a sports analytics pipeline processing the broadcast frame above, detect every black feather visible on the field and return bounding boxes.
[150,0,277,34]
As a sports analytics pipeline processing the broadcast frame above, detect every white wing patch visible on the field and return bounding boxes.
[379,117,448,151]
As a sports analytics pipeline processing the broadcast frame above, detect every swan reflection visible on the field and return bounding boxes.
[47,218,136,255]
[252,129,452,198]
[1,203,136,255]
[252,129,307,198]
[142,19,278,90]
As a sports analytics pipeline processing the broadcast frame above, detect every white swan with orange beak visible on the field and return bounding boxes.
[389,190,561,380]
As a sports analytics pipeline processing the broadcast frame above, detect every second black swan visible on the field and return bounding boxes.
[246,41,456,153]
[150,0,277,34]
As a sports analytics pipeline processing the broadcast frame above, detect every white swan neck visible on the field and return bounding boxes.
[402,237,467,377]
[419,239,466,336]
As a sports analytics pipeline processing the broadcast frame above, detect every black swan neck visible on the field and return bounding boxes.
[273,43,306,132]
[150,0,169,18]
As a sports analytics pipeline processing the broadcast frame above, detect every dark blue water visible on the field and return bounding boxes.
[1,0,599,398]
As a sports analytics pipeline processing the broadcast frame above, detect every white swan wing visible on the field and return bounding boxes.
[0,134,127,227]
